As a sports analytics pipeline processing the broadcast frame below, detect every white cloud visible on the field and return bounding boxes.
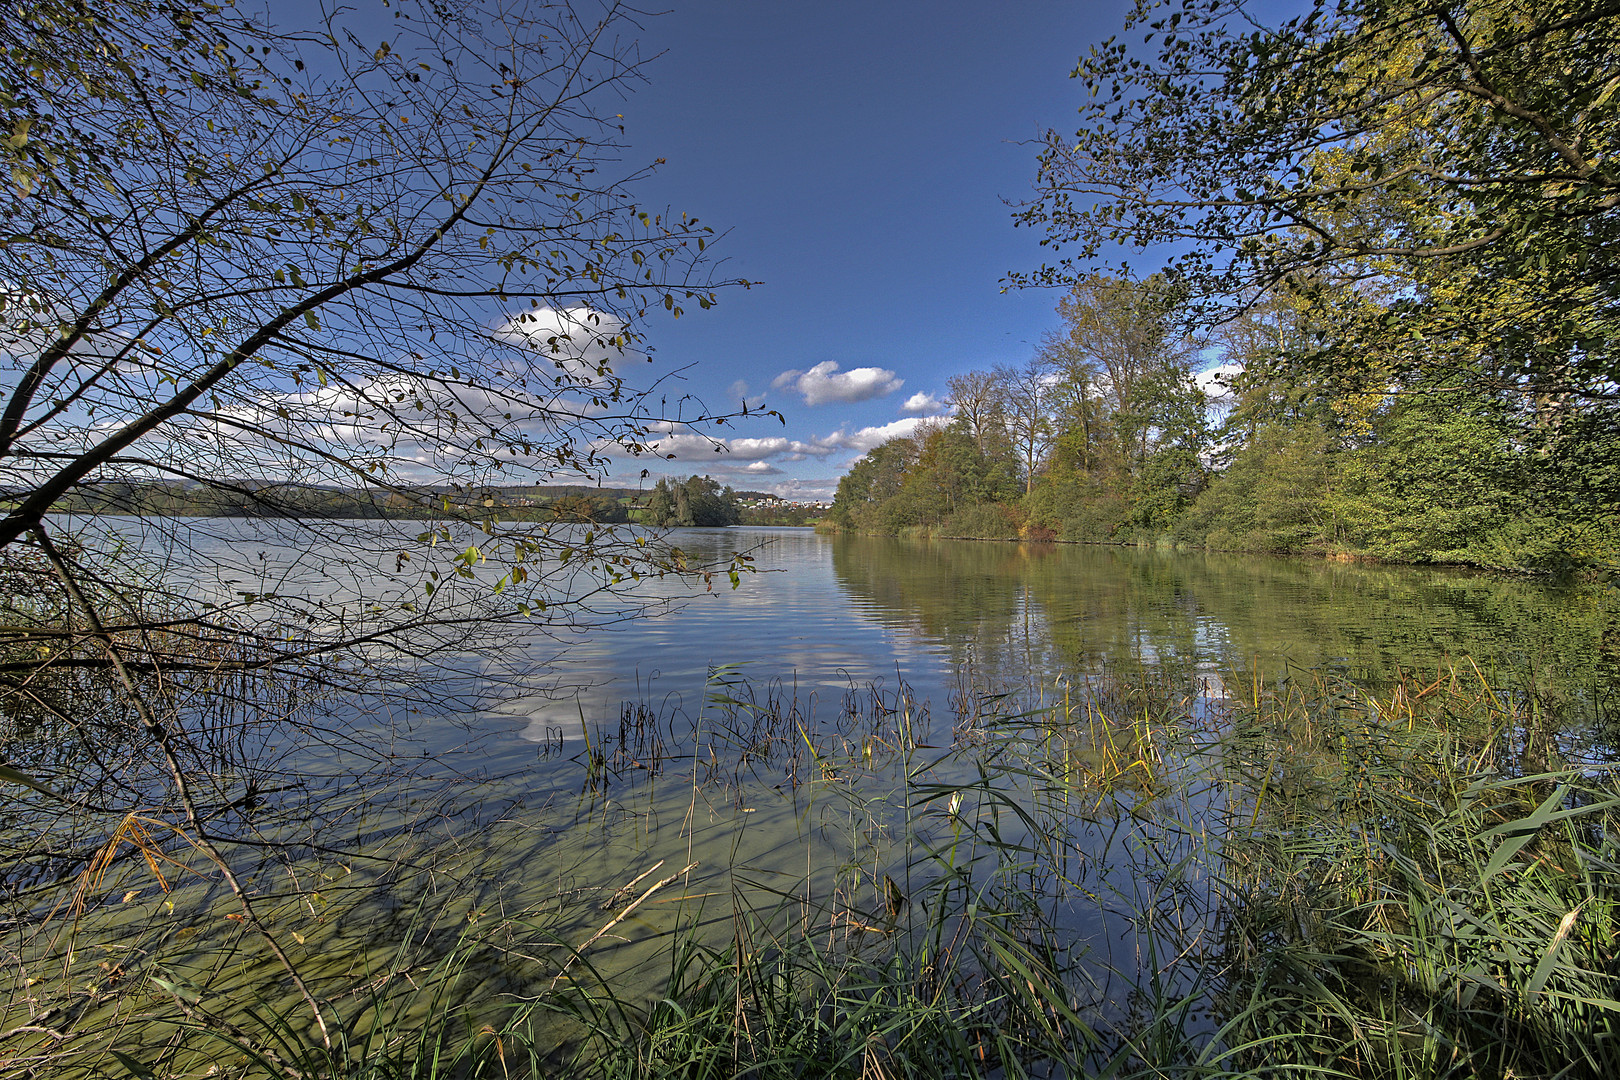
[762,477,838,501]
[729,461,784,476]
[899,391,949,416]
[771,361,902,406]
[603,423,835,464]
[631,431,730,459]
[489,306,641,388]
[1195,363,1243,401]
[631,458,787,480]
[811,417,927,455]
[724,437,797,458]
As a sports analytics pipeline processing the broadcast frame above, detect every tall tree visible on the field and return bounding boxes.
[1016,0,1620,415]
[1036,329,1104,472]
[913,418,1020,516]
[996,359,1058,494]
[0,2,751,1058]
[829,434,924,533]
[944,370,1008,455]
[1048,275,1196,465]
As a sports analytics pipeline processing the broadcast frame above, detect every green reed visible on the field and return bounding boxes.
[533,663,1620,1080]
[5,662,1616,1079]
[1204,666,1620,1080]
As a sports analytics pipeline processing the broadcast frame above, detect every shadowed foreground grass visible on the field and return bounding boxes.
[9,665,1619,1079]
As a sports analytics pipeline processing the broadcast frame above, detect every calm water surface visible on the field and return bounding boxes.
[133,520,1614,740]
[58,519,1620,1009]
[476,527,1617,746]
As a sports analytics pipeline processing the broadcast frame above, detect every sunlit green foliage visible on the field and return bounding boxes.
[976,0,1620,570]
[831,276,1212,544]
[1017,0,1620,397]
[1179,419,1337,553]
[837,65,1620,566]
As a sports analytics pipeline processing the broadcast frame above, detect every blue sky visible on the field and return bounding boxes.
[263,0,1142,498]
[579,0,1137,499]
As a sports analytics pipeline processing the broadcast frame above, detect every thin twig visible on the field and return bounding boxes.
[600,859,663,910]
[31,524,335,1052]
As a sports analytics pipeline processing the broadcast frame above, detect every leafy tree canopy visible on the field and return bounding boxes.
[1016,0,1620,409]
[0,1,754,1010]
[0,0,743,550]
[643,474,741,527]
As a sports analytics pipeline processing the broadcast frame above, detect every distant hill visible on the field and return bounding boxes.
[37,480,651,521]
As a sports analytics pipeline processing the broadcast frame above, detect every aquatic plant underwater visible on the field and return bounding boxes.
[4,661,1617,1079]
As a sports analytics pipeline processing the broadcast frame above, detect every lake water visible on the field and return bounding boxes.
[115,518,1614,736]
[167,519,1620,908]
[484,527,1617,750]
[11,518,1619,1059]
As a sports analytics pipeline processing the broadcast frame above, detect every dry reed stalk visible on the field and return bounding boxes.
[550,861,699,990]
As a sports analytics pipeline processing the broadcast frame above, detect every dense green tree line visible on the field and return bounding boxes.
[641,475,743,527]
[832,0,1620,572]
[827,275,1209,546]
[830,270,1618,570]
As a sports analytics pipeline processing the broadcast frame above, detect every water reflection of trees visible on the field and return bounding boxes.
[829,536,1618,721]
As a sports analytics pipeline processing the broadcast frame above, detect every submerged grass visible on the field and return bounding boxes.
[5,663,1618,1078]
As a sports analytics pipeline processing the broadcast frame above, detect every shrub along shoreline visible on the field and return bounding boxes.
[814,511,1617,577]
